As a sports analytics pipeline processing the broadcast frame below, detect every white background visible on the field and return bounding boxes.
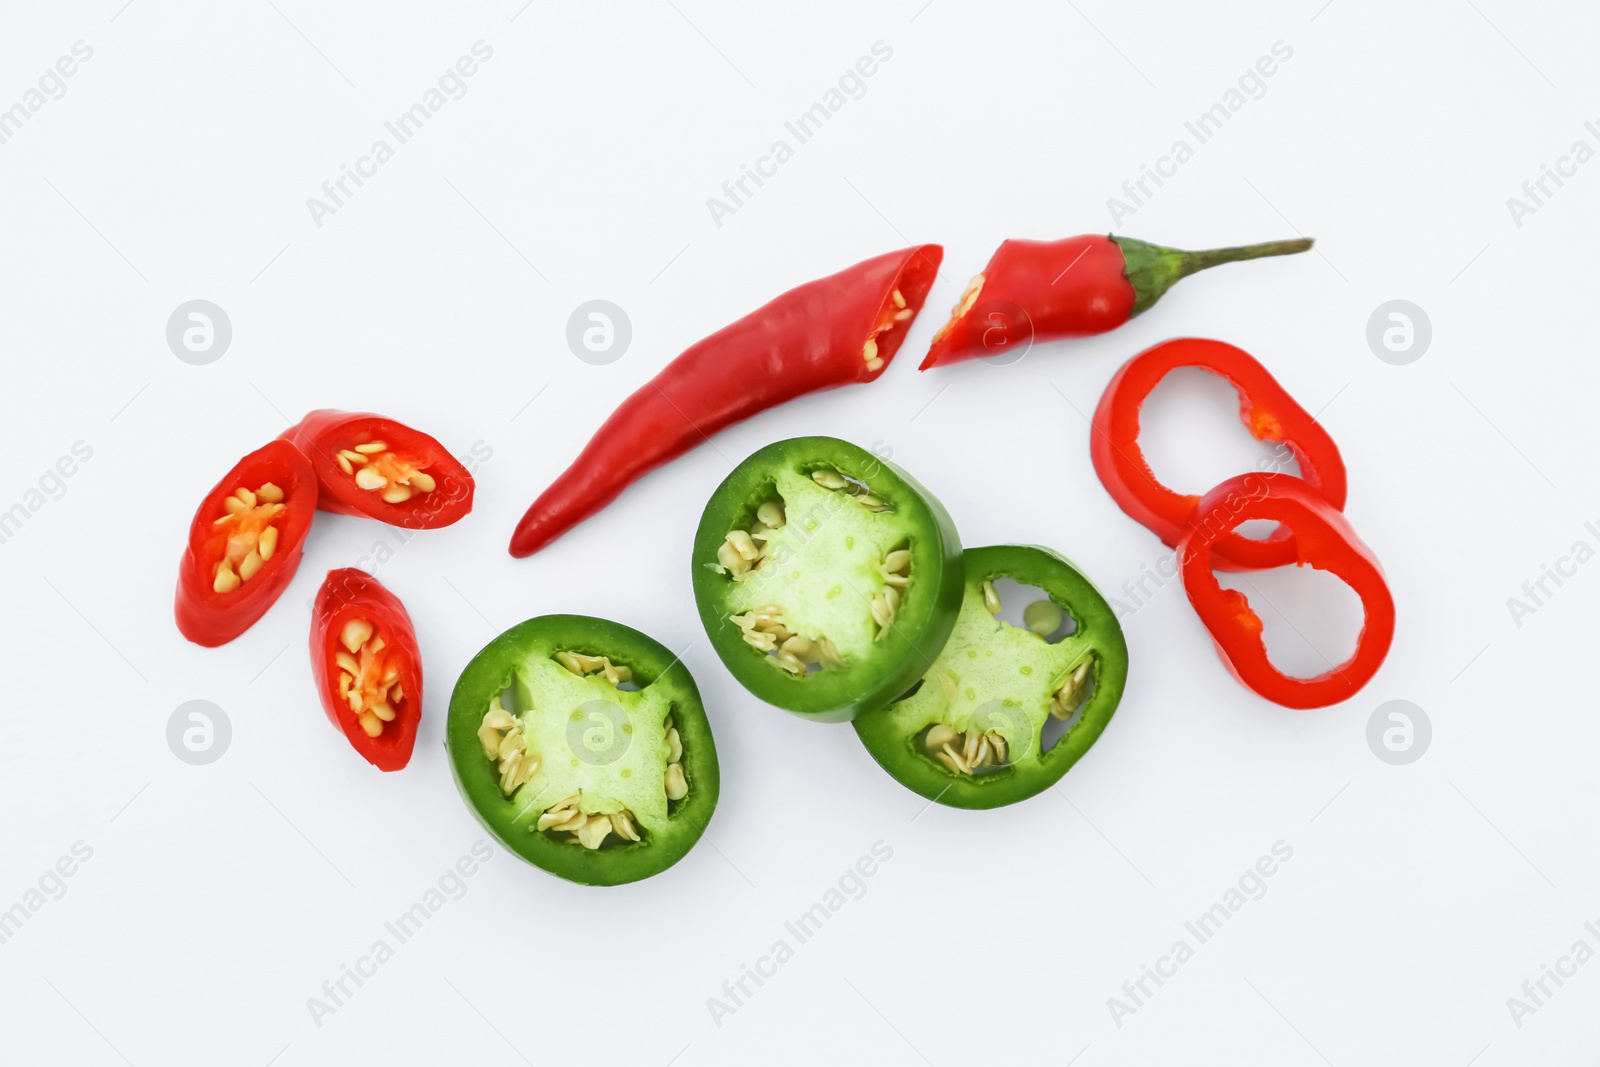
[1,1,1595,1063]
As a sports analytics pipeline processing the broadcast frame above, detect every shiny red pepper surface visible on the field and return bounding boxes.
[510,244,943,557]
[921,234,1311,369]
[1178,473,1393,709]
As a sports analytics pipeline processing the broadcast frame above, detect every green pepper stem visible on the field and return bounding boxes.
[1114,234,1315,317]
[1176,237,1314,277]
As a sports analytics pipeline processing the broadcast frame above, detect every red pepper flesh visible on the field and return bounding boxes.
[1091,337,1347,571]
[510,244,943,557]
[1178,473,1394,709]
[281,410,474,529]
[311,568,422,771]
[175,439,317,647]
[920,234,1312,370]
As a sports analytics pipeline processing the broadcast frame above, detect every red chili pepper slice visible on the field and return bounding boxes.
[1178,473,1394,709]
[510,244,943,557]
[920,234,1312,369]
[311,568,422,771]
[175,439,317,647]
[1091,338,1347,571]
[281,410,474,529]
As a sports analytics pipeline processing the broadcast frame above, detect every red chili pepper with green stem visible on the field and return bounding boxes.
[510,245,943,557]
[920,234,1312,369]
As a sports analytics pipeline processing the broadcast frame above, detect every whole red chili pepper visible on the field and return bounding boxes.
[281,410,475,529]
[176,439,317,647]
[1091,337,1346,571]
[510,244,944,557]
[920,234,1312,369]
[310,568,422,771]
[1178,473,1394,709]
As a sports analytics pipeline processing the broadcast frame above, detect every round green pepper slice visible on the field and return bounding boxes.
[692,437,963,723]
[446,615,719,886]
[853,545,1128,809]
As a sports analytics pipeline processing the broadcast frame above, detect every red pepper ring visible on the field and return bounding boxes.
[1091,338,1347,571]
[175,439,317,647]
[311,568,422,771]
[281,410,475,530]
[1178,473,1394,710]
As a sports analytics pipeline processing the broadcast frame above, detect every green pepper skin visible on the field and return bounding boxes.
[446,615,719,886]
[853,546,1128,809]
[692,437,964,723]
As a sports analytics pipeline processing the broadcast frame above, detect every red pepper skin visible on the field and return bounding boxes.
[310,569,422,772]
[281,410,474,529]
[175,440,317,647]
[1179,473,1394,709]
[920,234,1313,370]
[921,236,1134,368]
[510,244,943,558]
[1091,338,1347,571]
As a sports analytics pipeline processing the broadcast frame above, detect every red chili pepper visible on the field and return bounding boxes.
[281,410,474,529]
[920,234,1312,369]
[1091,338,1346,571]
[510,244,944,557]
[311,568,422,771]
[1178,473,1394,709]
[175,439,317,647]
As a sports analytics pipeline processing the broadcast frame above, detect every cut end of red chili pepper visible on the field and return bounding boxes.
[1115,235,1314,318]
[312,568,422,771]
[176,439,317,647]
[282,410,475,530]
[918,235,1134,370]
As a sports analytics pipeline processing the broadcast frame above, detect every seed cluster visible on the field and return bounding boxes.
[537,795,642,850]
[1050,660,1092,721]
[924,721,1009,776]
[211,482,285,593]
[871,548,911,640]
[731,606,843,677]
[479,696,538,794]
[335,617,404,739]
[862,287,914,372]
[930,274,987,349]
[554,650,633,687]
[334,440,436,505]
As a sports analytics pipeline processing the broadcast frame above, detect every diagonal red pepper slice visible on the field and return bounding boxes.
[1178,473,1394,709]
[311,568,422,771]
[510,244,943,557]
[175,439,317,647]
[281,410,475,529]
[1091,337,1346,571]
